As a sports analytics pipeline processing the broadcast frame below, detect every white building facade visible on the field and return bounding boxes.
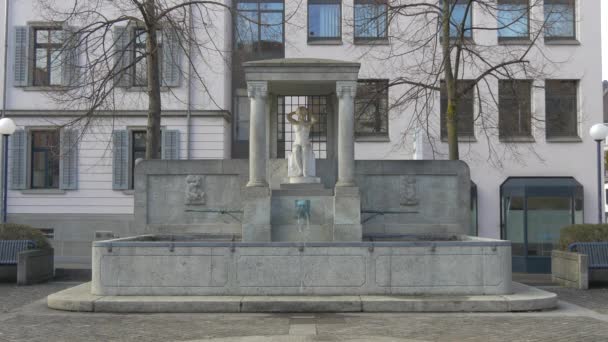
[0,0,602,272]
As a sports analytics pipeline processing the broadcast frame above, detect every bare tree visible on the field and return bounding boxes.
[36,0,233,160]
[348,0,570,163]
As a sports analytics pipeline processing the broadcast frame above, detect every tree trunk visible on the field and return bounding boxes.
[442,0,459,160]
[145,0,162,160]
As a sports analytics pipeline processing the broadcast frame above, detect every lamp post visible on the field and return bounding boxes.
[589,123,608,224]
[0,118,16,223]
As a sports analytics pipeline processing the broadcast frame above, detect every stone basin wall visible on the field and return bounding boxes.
[91,236,511,296]
[134,159,471,237]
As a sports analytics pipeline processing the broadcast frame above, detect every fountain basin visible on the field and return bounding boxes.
[91,234,511,296]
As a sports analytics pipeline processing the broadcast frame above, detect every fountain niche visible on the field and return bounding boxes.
[90,59,513,298]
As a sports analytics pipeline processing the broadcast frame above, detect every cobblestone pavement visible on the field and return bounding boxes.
[0,282,75,313]
[1,282,608,342]
[542,286,608,314]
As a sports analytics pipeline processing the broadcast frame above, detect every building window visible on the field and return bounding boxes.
[499,80,532,139]
[232,0,284,154]
[355,80,389,137]
[278,96,329,159]
[308,0,341,41]
[440,80,475,139]
[497,0,529,41]
[544,0,575,40]
[133,29,162,87]
[131,130,146,188]
[33,28,63,86]
[444,0,472,39]
[234,0,284,55]
[130,130,162,189]
[545,80,578,139]
[354,0,387,40]
[31,130,60,189]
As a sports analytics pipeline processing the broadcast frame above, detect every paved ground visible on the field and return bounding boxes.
[1,281,608,342]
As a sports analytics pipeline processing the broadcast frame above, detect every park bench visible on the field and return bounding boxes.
[0,240,53,285]
[0,240,34,265]
[568,242,608,270]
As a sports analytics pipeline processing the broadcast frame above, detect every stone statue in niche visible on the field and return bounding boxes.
[185,175,205,205]
[401,175,419,206]
[287,106,319,183]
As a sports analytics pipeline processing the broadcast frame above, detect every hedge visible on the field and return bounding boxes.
[558,224,608,251]
[0,223,51,250]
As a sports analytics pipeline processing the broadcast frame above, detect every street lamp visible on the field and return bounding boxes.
[0,118,16,223]
[589,123,608,224]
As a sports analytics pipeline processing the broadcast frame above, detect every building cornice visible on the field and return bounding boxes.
[4,110,232,122]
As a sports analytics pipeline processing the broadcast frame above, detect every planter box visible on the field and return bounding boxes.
[0,248,54,285]
[551,250,588,289]
[17,248,54,285]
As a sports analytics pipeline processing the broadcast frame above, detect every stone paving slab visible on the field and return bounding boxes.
[46,282,557,313]
[4,281,608,341]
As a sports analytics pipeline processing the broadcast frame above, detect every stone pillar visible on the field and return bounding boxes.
[336,81,357,187]
[246,81,268,187]
[334,81,361,241]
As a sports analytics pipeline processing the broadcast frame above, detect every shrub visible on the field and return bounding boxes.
[558,224,608,251]
[0,223,51,250]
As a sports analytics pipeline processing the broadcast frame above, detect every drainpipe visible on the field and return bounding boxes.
[185,4,193,159]
[2,0,9,118]
[1,0,10,223]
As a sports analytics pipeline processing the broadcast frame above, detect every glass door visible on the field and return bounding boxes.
[525,195,573,273]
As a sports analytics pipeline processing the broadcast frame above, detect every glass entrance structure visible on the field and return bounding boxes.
[501,177,584,273]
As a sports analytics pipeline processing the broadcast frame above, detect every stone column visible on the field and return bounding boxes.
[336,81,357,187]
[246,81,268,187]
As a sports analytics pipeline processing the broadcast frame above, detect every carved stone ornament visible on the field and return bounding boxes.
[400,175,419,206]
[185,175,205,205]
[336,81,357,99]
[247,81,268,99]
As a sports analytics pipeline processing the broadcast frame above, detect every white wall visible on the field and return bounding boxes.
[282,0,603,237]
[2,0,603,241]
[4,0,230,112]
[7,116,229,215]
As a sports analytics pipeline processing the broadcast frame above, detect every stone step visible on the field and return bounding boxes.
[279,183,326,190]
[47,282,558,313]
[272,188,334,197]
[276,183,333,196]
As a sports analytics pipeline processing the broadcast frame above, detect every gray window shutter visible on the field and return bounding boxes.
[60,129,79,190]
[14,26,29,87]
[113,27,132,87]
[112,130,129,190]
[9,130,27,190]
[162,29,181,87]
[61,28,80,87]
[161,130,180,160]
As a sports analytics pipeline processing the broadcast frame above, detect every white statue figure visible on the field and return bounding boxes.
[287,106,318,182]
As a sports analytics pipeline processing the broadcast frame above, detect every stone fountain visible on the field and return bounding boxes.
[47,59,557,312]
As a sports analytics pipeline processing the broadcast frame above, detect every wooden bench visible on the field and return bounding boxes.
[568,242,608,270]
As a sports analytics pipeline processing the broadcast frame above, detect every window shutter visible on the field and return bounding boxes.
[112,130,129,190]
[162,29,181,87]
[161,130,180,160]
[113,27,132,87]
[60,129,79,190]
[14,26,29,87]
[9,130,26,190]
[61,28,80,87]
